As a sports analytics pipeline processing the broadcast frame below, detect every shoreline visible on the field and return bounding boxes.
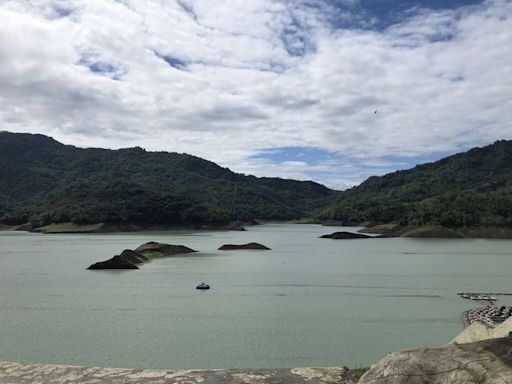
[3,221,512,239]
[361,224,512,240]
[0,221,256,234]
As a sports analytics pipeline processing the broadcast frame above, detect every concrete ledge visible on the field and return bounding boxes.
[0,362,356,384]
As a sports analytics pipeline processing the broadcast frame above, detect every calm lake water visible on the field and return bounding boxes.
[1,224,511,370]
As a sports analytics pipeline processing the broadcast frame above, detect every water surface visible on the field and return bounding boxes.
[1,224,511,369]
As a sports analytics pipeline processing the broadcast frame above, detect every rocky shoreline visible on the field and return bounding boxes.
[359,224,512,239]
[1,220,254,234]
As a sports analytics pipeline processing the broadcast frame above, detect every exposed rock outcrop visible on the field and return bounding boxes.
[87,242,197,270]
[359,336,512,384]
[452,317,512,345]
[119,249,148,264]
[319,231,372,239]
[358,224,399,235]
[135,242,197,257]
[0,363,356,384]
[218,242,271,250]
[87,255,140,270]
[384,225,464,238]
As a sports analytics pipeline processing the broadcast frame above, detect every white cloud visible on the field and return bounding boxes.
[0,0,511,189]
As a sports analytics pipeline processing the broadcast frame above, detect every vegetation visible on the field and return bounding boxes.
[2,132,511,232]
[318,140,512,229]
[0,132,335,228]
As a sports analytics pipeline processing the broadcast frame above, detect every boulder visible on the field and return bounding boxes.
[319,231,372,239]
[218,242,271,250]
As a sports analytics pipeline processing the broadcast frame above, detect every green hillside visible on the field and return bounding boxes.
[0,132,335,228]
[318,140,512,229]
[2,132,511,232]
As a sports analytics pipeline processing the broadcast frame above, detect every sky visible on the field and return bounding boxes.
[0,0,511,190]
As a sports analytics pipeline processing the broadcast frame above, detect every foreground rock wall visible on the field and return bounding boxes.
[359,337,512,384]
[2,338,512,383]
[0,363,356,384]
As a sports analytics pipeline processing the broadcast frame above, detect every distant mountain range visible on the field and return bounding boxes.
[0,132,334,229]
[1,132,511,235]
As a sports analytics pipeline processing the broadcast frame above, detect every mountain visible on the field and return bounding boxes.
[318,140,512,229]
[2,132,511,234]
[0,132,335,228]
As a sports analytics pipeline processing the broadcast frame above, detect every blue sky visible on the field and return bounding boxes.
[297,0,484,31]
[252,146,451,189]
[0,0,510,189]
[359,0,483,21]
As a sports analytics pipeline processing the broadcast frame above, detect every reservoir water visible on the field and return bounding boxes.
[1,224,511,370]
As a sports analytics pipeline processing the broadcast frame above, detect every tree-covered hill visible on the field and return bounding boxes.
[318,140,512,228]
[0,132,335,228]
[3,132,511,232]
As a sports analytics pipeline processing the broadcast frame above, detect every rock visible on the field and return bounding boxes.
[87,255,139,270]
[358,223,399,235]
[134,242,197,257]
[88,242,196,270]
[452,315,512,344]
[403,226,463,238]
[319,231,372,239]
[218,242,271,250]
[359,337,512,384]
[0,362,356,384]
[119,249,148,264]
[384,225,463,238]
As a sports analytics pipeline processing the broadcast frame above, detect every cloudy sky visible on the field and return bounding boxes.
[0,0,511,189]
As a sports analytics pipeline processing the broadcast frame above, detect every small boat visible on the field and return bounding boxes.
[196,282,210,290]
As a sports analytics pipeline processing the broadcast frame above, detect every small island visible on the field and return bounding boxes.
[218,242,271,250]
[87,241,197,270]
[319,231,372,239]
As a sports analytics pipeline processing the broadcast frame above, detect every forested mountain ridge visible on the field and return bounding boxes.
[2,132,511,233]
[318,140,512,229]
[0,132,335,228]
